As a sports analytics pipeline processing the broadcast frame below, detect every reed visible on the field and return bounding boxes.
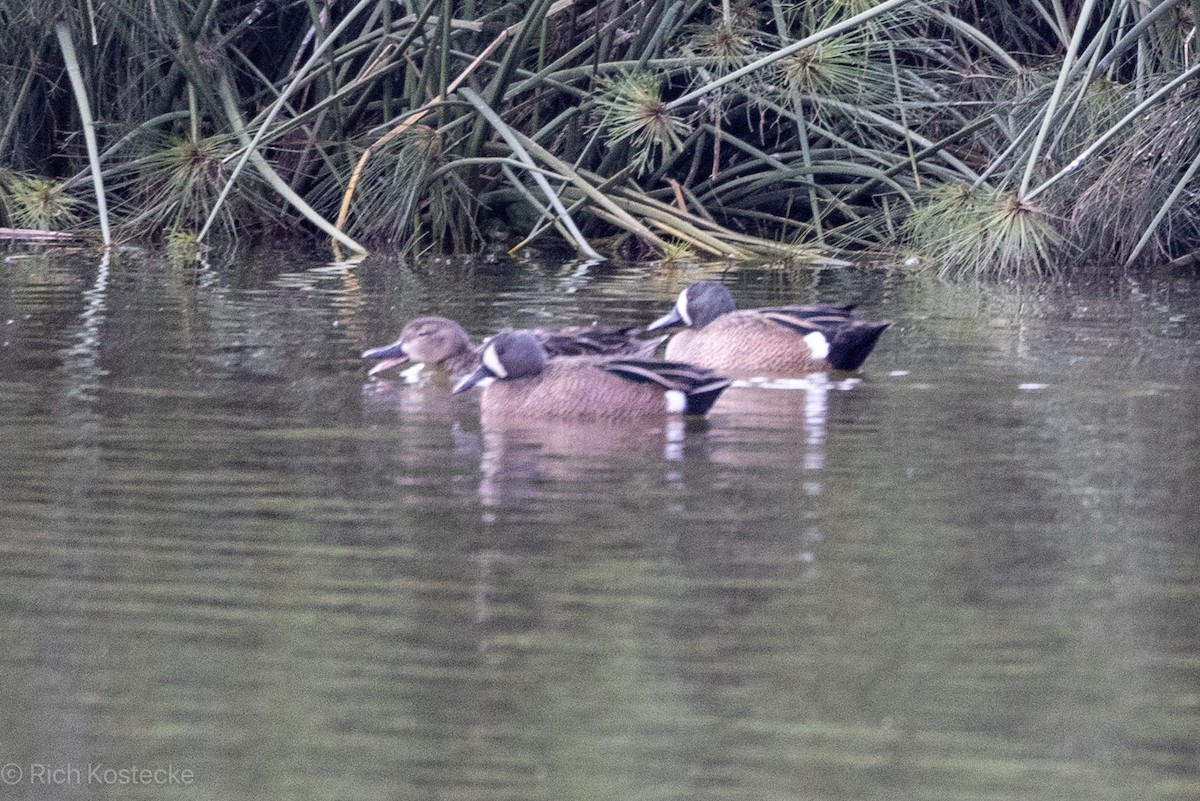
[2,0,1199,273]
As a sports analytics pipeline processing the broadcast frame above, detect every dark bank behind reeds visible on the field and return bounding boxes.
[4,0,1200,274]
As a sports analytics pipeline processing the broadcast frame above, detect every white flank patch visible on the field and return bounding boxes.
[803,331,830,361]
[676,289,692,326]
[482,343,507,378]
[664,389,687,413]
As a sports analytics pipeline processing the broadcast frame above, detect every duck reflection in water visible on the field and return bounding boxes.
[360,368,478,423]
[474,417,709,524]
[471,376,852,570]
[703,376,859,565]
[708,375,848,472]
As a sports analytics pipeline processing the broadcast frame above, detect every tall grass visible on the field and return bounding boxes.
[2,0,1199,273]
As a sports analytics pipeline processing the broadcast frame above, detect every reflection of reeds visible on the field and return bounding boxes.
[3,0,1200,270]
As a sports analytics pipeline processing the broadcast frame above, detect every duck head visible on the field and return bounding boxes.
[452,331,548,393]
[646,281,736,331]
[362,316,473,376]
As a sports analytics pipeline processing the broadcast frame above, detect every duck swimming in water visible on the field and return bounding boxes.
[645,281,889,376]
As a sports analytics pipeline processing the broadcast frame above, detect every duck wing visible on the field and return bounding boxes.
[752,304,860,336]
[536,325,666,358]
[600,359,733,415]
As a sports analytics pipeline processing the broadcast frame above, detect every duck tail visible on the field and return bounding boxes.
[604,360,733,415]
[826,321,890,371]
[683,378,734,415]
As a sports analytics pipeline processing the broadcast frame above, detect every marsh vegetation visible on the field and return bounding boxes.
[3,0,1200,274]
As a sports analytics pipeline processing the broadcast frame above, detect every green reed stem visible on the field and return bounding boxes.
[55,22,111,247]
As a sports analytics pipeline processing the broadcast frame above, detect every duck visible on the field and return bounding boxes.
[361,315,665,379]
[450,331,732,419]
[645,281,890,376]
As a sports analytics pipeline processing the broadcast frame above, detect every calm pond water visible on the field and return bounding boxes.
[1,245,1198,801]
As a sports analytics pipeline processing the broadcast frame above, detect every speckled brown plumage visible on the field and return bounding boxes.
[664,313,827,375]
[454,332,731,419]
[647,282,889,377]
[480,358,682,421]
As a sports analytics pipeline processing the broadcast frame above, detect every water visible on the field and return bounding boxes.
[1,246,1198,800]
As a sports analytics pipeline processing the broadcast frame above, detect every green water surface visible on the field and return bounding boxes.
[0,248,1197,800]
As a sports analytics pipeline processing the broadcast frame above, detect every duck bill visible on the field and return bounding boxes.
[362,341,410,376]
[366,357,410,377]
[645,307,683,331]
[361,340,408,361]
[452,364,492,394]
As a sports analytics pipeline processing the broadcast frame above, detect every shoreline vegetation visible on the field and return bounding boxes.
[2,0,1199,275]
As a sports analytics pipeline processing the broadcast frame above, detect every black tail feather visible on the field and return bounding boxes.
[684,379,733,415]
[827,321,891,371]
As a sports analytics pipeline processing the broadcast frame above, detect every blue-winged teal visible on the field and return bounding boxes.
[451,331,732,419]
[645,281,889,376]
[362,315,665,379]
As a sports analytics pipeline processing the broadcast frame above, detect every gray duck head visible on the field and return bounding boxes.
[452,331,548,393]
[646,281,737,331]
